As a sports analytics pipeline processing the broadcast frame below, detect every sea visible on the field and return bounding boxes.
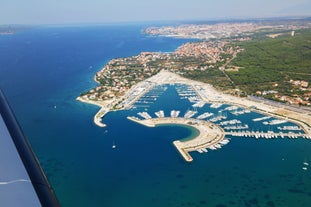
[0,23,311,207]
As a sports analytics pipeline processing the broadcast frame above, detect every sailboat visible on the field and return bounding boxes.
[303,160,309,166]
[112,140,116,149]
[302,158,309,170]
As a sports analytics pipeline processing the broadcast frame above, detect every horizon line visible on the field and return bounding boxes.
[1,15,311,27]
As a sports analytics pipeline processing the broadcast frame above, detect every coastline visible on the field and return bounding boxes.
[78,70,311,136]
[5,23,311,207]
[76,96,110,127]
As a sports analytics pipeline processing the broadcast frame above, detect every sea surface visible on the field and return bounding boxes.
[0,24,311,207]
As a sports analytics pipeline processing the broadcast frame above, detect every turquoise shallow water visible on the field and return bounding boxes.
[0,25,310,207]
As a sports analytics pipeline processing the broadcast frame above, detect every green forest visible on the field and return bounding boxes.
[226,29,311,94]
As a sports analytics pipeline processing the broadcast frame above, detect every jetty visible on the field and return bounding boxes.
[127,116,226,162]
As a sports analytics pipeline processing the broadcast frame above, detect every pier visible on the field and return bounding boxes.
[127,116,226,162]
[128,106,311,162]
[94,108,107,127]
[226,131,311,139]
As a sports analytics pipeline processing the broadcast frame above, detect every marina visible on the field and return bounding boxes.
[128,97,311,161]
[80,69,311,163]
[123,80,311,162]
[132,85,168,109]
[81,70,311,142]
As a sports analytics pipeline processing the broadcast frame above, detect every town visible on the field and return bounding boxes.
[79,40,240,102]
[79,21,311,108]
[144,21,311,40]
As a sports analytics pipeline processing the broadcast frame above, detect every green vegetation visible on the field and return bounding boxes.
[81,26,311,106]
[182,69,234,90]
[226,29,311,94]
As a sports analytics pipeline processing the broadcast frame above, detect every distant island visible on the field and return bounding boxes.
[78,18,311,136]
[0,25,33,35]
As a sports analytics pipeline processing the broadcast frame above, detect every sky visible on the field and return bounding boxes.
[1,0,311,25]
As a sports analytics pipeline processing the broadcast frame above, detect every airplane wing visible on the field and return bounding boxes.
[0,89,60,207]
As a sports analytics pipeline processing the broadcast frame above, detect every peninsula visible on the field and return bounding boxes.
[78,19,311,161]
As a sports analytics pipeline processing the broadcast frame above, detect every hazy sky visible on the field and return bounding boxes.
[1,0,311,24]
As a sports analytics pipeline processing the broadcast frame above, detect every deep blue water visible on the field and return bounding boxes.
[0,24,311,207]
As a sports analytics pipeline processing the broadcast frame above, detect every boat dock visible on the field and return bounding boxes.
[128,107,311,162]
[226,131,311,139]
